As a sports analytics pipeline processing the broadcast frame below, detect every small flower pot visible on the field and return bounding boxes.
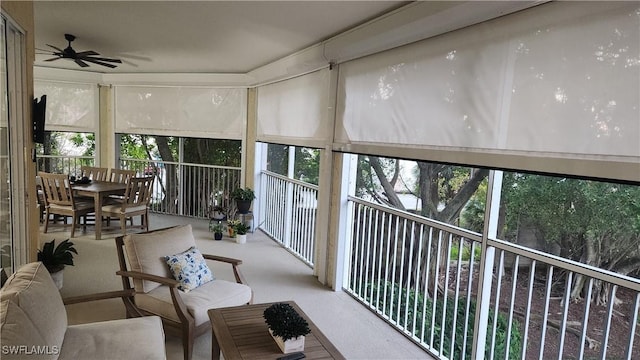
[214,232,223,241]
[269,329,305,354]
[236,234,247,244]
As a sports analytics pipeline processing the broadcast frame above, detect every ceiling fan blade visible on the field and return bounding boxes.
[83,56,122,64]
[75,59,90,68]
[46,44,63,52]
[75,50,99,57]
[80,57,118,68]
[44,57,61,62]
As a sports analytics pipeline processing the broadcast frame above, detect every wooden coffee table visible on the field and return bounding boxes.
[208,301,345,360]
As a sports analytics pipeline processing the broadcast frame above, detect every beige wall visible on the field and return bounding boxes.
[1,1,38,262]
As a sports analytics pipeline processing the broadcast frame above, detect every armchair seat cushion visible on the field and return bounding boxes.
[59,316,165,360]
[135,279,252,326]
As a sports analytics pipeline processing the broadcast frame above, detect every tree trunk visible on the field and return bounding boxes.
[369,156,405,210]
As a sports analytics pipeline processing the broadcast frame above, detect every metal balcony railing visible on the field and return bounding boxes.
[120,158,241,219]
[345,197,640,360]
[35,155,95,176]
[260,171,317,267]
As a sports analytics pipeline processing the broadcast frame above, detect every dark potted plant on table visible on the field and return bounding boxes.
[263,302,311,354]
[37,239,77,289]
[230,187,255,214]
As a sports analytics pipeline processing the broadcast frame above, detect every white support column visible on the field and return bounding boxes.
[283,146,295,248]
[314,145,333,283]
[178,137,185,216]
[328,153,358,290]
[471,170,503,358]
[253,142,266,231]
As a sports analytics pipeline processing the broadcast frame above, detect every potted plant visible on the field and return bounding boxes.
[37,239,77,289]
[227,219,240,238]
[210,221,225,241]
[263,302,311,353]
[234,222,249,244]
[231,187,255,214]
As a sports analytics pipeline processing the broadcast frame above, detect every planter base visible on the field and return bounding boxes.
[50,270,63,290]
[269,329,305,353]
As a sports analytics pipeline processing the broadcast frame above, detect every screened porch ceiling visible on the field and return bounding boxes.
[33,1,538,76]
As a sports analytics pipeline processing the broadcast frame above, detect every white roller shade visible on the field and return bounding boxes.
[34,81,98,132]
[114,86,246,139]
[335,2,640,181]
[257,69,332,147]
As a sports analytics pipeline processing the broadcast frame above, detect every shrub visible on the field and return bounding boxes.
[263,303,311,340]
[363,281,521,360]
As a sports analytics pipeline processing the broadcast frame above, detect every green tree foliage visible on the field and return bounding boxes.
[502,173,640,304]
[183,138,241,166]
[294,147,319,185]
[266,144,319,185]
[267,144,289,175]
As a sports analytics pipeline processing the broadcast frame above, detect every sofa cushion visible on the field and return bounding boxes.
[0,262,66,359]
[58,315,166,360]
[124,224,196,292]
[135,279,252,326]
[0,300,54,360]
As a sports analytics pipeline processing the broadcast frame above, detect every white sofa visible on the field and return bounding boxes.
[0,261,167,360]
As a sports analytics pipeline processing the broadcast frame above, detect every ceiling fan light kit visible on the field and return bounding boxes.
[44,33,122,68]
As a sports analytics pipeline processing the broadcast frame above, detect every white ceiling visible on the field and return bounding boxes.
[34,1,407,74]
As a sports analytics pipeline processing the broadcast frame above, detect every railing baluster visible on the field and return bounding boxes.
[422,226,433,345]
[396,218,407,325]
[558,272,573,359]
[539,266,555,360]
[521,260,536,360]
[403,221,415,330]
[505,255,519,360]
[411,223,424,339]
[382,212,393,318]
[489,249,505,360]
[578,277,593,360]
[450,236,464,358]
[461,240,477,359]
[440,233,452,356]
[430,229,442,349]
[625,292,640,360]
[375,211,386,312]
[600,285,618,360]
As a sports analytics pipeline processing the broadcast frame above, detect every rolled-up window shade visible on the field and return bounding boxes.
[114,86,246,139]
[257,69,331,147]
[34,81,97,132]
[335,2,639,180]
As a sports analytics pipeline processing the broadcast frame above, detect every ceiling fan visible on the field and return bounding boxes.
[42,33,122,69]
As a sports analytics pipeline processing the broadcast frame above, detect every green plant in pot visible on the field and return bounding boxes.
[211,222,225,241]
[263,302,311,353]
[37,239,77,289]
[234,222,250,244]
[231,187,255,214]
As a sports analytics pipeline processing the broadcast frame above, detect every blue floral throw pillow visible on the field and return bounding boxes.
[165,246,214,292]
